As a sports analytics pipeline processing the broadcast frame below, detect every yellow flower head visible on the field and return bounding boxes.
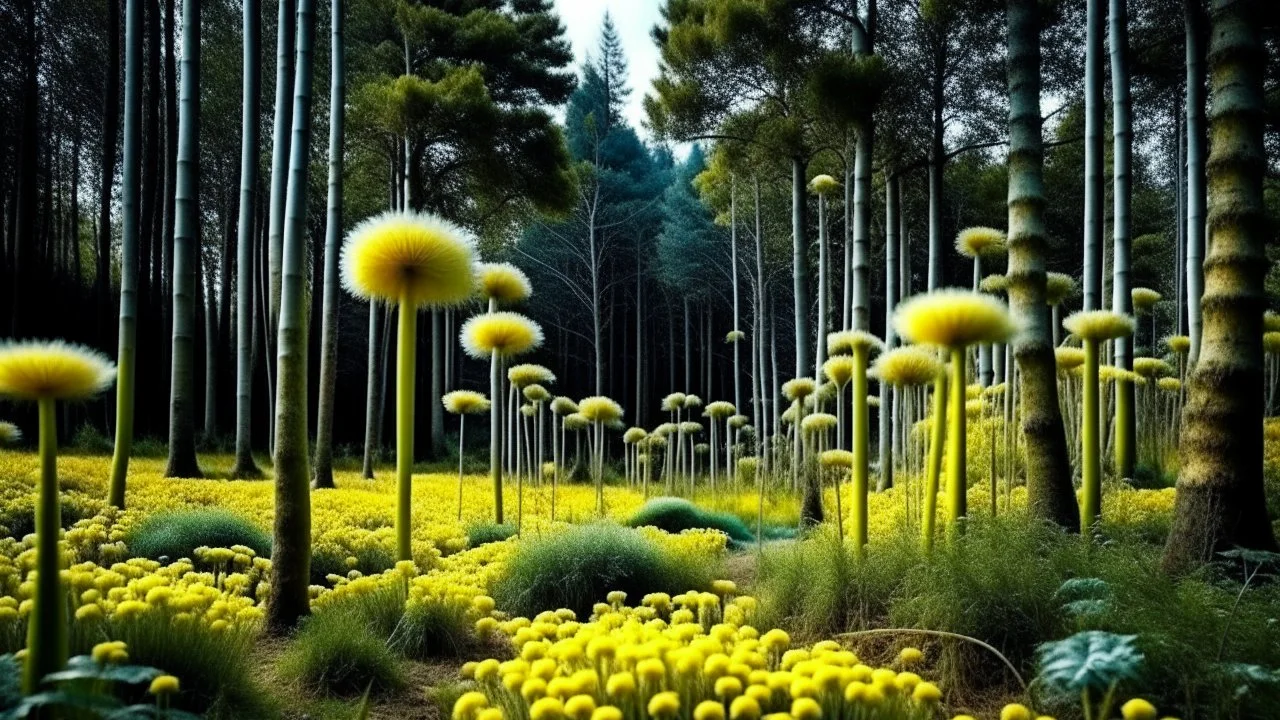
[0,340,116,401]
[509,364,555,387]
[1266,310,1280,332]
[729,696,761,720]
[476,262,532,305]
[911,681,941,704]
[461,312,543,359]
[623,427,648,444]
[524,384,552,404]
[791,697,822,720]
[1045,272,1078,306]
[679,421,703,435]
[551,397,578,416]
[1131,287,1161,313]
[895,290,1016,348]
[1156,377,1181,393]
[1132,357,1173,379]
[729,414,749,429]
[530,697,565,720]
[705,401,737,419]
[579,396,624,424]
[819,449,854,468]
[808,174,841,195]
[661,393,687,411]
[648,692,680,718]
[1264,331,1280,355]
[822,355,856,386]
[683,394,704,409]
[782,378,817,401]
[0,421,21,445]
[725,330,746,343]
[979,274,1009,294]
[1062,310,1135,342]
[1120,699,1158,720]
[695,701,726,720]
[562,413,589,431]
[591,708,622,720]
[148,674,180,695]
[1099,365,1144,385]
[341,210,477,307]
[956,227,1006,258]
[443,390,490,415]
[565,694,596,720]
[1055,346,1085,371]
[898,647,924,667]
[1165,335,1191,354]
[1001,704,1032,720]
[871,346,943,387]
[800,413,837,434]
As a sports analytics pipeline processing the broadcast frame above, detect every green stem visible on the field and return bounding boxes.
[1115,376,1134,480]
[396,300,416,561]
[922,373,947,553]
[1082,339,1101,535]
[490,350,503,524]
[457,417,465,521]
[852,346,869,553]
[945,348,967,538]
[26,396,66,693]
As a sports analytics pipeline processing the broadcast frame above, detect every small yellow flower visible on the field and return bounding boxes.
[444,390,491,415]
[648,691,680,719]
[590,708,622,720]
[730,696,761,720]
[476,262,532,305]
[1121,699,1158,720]
[1001,704,1033,720]
[530,697,565,720]
[898,647,924,667]
[564,694,596,720]
[911,681,941,704]
[462,312,543,359]
[791,697,821,720]
[148,675,180,695]
[695,701,726,720]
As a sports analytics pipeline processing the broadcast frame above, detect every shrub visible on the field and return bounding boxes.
[392,597,475,660]
[755,526,917,637]
[467,522,517,547]
[70,613,271,718]
[626,497,755,546]
[492,523,717,617]
[128,509,271,561]
[279,611,405,698]
[310,543,395,586]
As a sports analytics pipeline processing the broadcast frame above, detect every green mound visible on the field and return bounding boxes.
[626,497,756,545]
[127,508,271,562]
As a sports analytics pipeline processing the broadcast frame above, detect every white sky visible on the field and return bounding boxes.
[552,0,666,136]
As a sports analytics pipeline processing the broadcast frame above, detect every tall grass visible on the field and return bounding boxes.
[278,610,405,698]
[127,508,271,561]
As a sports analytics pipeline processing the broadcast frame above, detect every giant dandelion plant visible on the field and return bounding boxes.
[1045,272,1079,347]
[508,364,555,485]
[827,331,883,552]
[442,390,491,520]
[896,290,1015,545]
[342,210,477,561]
[462,311,543,525]
[1062,310,1136,535]
[476,262,532,311]
[578,396,624,515]
[872,345,945,529]
[782,377,819,524]
[548,396,578,518]
[623,427,648,487]
[0,421,21,446]
[703,401,736,502]
[0,340,115,691]
[810,174,841,378]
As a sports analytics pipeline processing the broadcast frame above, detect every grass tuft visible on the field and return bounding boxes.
[626,497,756,546]
[467,522,518,547]
[127,508,271,561]
[492,523,717,617]
[278,610,406,698]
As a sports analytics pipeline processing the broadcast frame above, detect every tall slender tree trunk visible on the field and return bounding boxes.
[1110,0,1135,481]
[362,303,383,479]
[730,179,741,411]
[1082,0,1104,312]
[636,237,644,425]
[232,0,263,478]
[815,193,828,380]
[97,0,122,341]
[1005,0,1079,531]
[161,0,177,397]
[312,0,343,489]
[1184,0,1206,364]
[108,0,144,507]
[265,0,295,436]
[9,0,39,338]
[878,173,898,491]
[791,156,810,377]
[164,0,202,479]
[203,242,218,439]
[269,0,316,632]
[851,127,872,331]
[1163,0,1277,571]
[431,310,446,457]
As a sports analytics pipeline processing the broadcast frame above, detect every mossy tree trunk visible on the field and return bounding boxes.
[1005,0,1079,532]
[1162,0,1278,572]
[268,0,315,633]
[791,156,810,377]
[1110,0,1136,481]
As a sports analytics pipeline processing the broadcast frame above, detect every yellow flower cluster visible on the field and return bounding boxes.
[455,589,944,720]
